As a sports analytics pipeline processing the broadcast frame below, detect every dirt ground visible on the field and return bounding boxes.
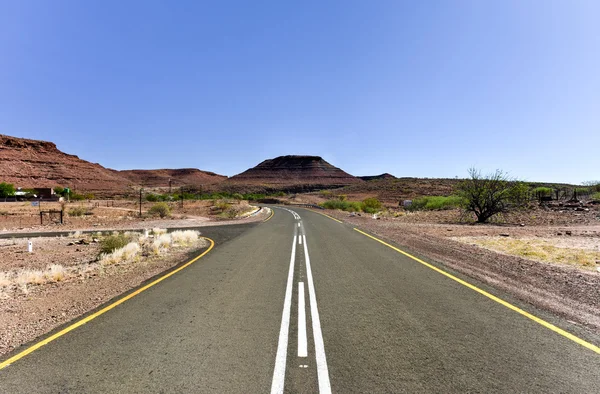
[322,208,600,334]
[0,200,265,234]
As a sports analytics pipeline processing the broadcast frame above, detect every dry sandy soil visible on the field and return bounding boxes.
[322,208,600,334]
[0,200,264,234]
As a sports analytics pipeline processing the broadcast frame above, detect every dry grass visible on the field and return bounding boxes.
[0,272,11,287]
[47,264,66,282]
[171,230,199,246]
[100,242,141,265]
[457,237,600,269]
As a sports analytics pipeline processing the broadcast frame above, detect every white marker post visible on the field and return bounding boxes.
[27,239,33,253]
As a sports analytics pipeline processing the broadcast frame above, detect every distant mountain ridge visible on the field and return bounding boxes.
[359,173,396,181]
[118,168,226,189]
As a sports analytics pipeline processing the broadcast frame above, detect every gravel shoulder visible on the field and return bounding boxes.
[323,209,600,333]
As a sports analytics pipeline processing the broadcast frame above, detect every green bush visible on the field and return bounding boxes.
[70,192,85,201]
[68,207,88,217]
[214,201,231,211]
[100,234,129,254]
[149,202,171,218]
[232,193,244,200]
[532,187,553,198]
[243,193,266,201]
[321,200,362,212]
[0,182,15,198]
[592,192,600,201]
[362,198,382,213]
[146,193,160,202]
[321,198,383,213]
[407,196,465,211]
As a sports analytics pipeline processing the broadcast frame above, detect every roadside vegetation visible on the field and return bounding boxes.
[405,196,465,211]
[148,202,171,218]
[98,229,203,266]
[144,191,286,202]
[321,197,383,213]
[67,206,89,217]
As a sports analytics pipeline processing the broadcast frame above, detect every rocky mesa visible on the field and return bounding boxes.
[0,134,134,196]
[224,155,363,192]
[0,135,227,196]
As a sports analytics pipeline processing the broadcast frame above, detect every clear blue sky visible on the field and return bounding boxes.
[1,1,598,184]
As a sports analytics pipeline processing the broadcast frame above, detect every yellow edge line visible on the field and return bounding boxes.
[262,208,274,222]
[308,209,343,223]
[0,237,216,370]
[353,228,600,355]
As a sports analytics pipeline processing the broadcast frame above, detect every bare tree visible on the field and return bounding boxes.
[456,168,527,223]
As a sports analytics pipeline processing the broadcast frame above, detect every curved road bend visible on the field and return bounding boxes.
[0,207,599,392]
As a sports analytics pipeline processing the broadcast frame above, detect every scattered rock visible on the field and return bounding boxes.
[566,231,572,236]
[500,233,510,237]
[557,232,562,236]
[519,223,525,227]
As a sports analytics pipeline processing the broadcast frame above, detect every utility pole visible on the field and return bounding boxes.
[180,187,184,209]
[169,179,172,194]
[139,188,143,217]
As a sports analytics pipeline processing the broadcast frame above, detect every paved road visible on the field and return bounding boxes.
[1,207,599,392]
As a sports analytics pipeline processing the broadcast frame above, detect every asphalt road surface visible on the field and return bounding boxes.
[1,207,599,393]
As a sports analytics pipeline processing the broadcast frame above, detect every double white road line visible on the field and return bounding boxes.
[270,210,331,394]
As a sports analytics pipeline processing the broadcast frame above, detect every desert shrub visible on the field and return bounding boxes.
[46,264,66,282]
[152,228,167,235]
[407,196,465,211]
[532,187,553,199]
[70,192,85,201]
[100,242,141,265]
[146,193,160,202]
[223,207,238,218]
[456,168,527,223]
[100,234,130,254]
[214,201,231,211]
[68,207,87,217]
[0,182,15,198]
[149,202,171,218]
[361,198,382,213]
[232,193,244,200]
[338,194,348,201]
[321,200,363,212]
[16,270,46,286]
[243,193,266,201]
[171,230,199,245]
[320,190,332,197]
[592,192,600,201]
